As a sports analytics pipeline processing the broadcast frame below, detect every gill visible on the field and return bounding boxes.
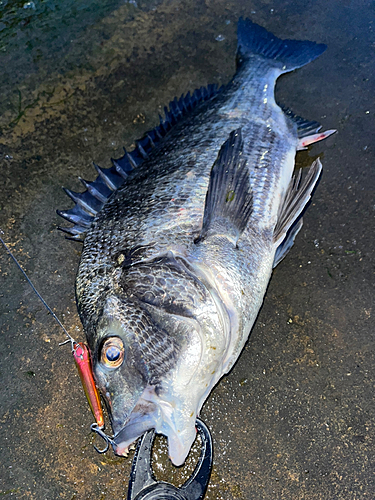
[0,229,115,453]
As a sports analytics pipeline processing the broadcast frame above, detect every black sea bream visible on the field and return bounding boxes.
[59,19,335,466]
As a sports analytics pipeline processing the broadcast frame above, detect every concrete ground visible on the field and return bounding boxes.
[0,0,374,498]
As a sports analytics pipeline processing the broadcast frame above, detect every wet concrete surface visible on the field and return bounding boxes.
[0,0,374,498]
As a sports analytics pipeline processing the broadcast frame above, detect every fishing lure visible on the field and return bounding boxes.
[72,342,105,429]
[0,230,104,432]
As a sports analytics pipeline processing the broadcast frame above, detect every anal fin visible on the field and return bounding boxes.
[282,107,322,138]
[273,159,322,252]
[196,129,252,246]
[297,129,336,150]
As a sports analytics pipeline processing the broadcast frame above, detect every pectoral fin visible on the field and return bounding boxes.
[197,129,253,245]
[273,159,322,255]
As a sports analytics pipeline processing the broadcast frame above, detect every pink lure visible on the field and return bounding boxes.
[72,342,105,429]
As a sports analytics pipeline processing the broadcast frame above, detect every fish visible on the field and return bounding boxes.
[58,18,335,466]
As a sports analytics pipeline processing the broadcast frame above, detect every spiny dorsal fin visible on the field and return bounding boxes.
[196,129,252,246]
[273,159,322,247]
[58,84,222,241]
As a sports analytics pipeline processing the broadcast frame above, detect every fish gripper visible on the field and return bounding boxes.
[127,418,213,500]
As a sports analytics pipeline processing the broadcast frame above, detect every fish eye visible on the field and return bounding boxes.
[101,337,125,368]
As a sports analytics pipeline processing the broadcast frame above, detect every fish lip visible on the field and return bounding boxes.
[112,412,196,467]
[110,401,197,466]
[112,404,161,456]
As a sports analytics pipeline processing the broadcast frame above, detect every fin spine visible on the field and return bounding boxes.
[58,84,222,241]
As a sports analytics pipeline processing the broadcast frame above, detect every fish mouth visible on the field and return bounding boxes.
[111,393,197,466]
[112,408,160,456]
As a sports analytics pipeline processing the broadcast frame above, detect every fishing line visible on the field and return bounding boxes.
[0,229,76,348]
[0,228,107,433]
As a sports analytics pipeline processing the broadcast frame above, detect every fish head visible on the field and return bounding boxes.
[89,296,150,440]
[78,251,227,466]
[88,292,215,466]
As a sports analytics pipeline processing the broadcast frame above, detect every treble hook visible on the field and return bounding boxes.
[91,423,116,454]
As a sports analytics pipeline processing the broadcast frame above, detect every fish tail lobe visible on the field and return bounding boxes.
[237,17,326,72]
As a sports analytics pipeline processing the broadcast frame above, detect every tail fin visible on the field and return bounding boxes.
[237,18,326,72]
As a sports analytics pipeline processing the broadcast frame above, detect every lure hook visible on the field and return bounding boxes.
[91,423,116,454]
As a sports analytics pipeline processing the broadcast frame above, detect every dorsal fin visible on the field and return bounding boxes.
[58,84,221,241]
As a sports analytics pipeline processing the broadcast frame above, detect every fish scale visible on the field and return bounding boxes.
[59,18,334,466]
